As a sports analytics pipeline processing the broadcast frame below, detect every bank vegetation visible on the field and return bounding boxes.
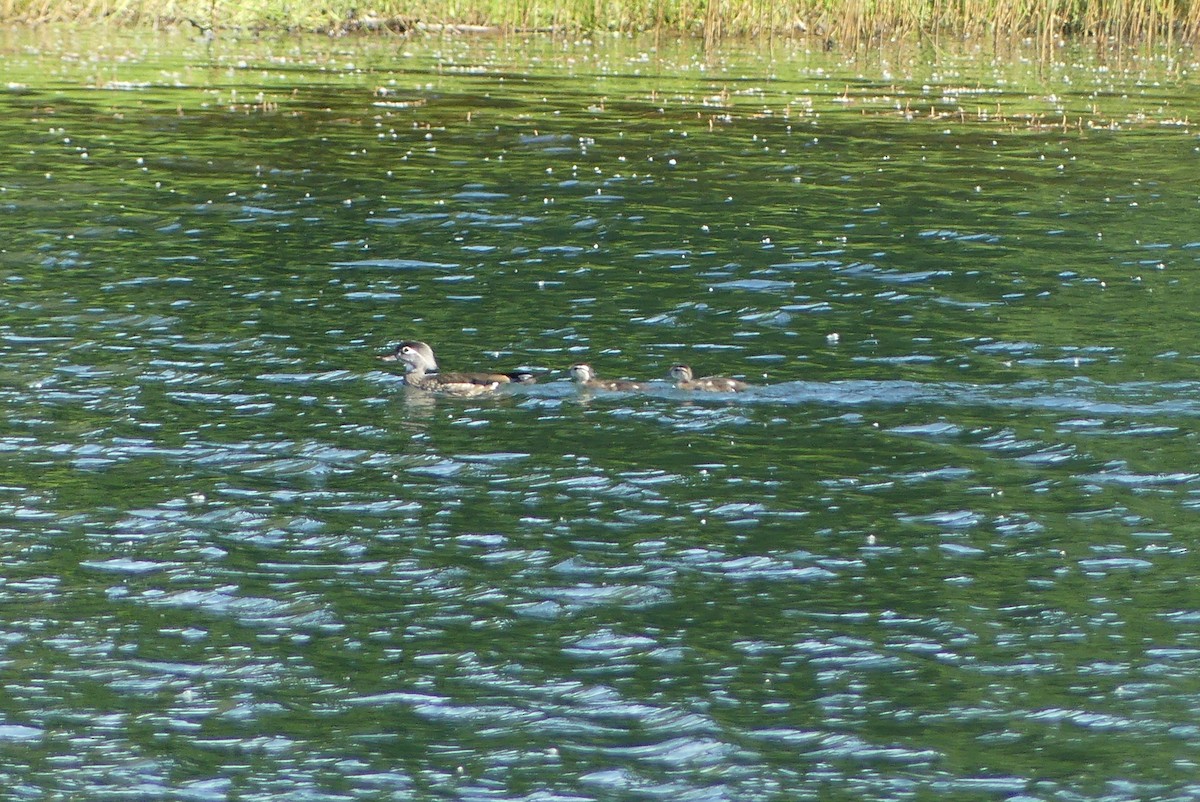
[3,0,1200,47]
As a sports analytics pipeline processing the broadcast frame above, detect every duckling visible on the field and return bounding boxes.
[668,363,748,392]
[380,341,534,396]
[568,363,645,391]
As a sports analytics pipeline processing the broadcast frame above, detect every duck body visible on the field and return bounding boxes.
[569,363,645,391]
[381,341,535,396]
[669,364,748,392]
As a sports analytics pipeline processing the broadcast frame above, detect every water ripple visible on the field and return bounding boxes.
[4,30,1200,802]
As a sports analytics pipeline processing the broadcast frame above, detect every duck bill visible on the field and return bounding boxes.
[378,353,399,362]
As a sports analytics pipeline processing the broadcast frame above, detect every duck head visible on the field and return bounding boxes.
[380,341,438,373]
[668,364,694,382]
[568,363,597,383]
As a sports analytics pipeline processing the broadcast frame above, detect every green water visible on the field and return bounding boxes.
[2,25,1200,800]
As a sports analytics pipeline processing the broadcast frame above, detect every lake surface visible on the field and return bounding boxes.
[2,25,1200,800]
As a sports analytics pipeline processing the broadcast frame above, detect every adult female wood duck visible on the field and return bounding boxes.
[668,363,748,392]
[380,341,534,396]
[568,363,645,391]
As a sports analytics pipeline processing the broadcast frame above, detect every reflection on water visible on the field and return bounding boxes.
[2,26,1200,800]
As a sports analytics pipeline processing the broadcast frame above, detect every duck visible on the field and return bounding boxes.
[668,363,748,392]
[568,363,646,391]
[380,341,535,396]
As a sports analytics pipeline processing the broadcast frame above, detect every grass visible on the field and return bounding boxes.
[2,0,1200,45]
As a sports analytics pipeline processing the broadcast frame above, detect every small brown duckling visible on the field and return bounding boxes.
[668,363,748,392]
[568,363,645,391]
[380,341,535,397]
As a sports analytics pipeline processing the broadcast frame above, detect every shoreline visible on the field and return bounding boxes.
[1,2,1198,47]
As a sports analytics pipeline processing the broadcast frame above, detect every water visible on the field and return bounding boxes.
[2,26,1200,800]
